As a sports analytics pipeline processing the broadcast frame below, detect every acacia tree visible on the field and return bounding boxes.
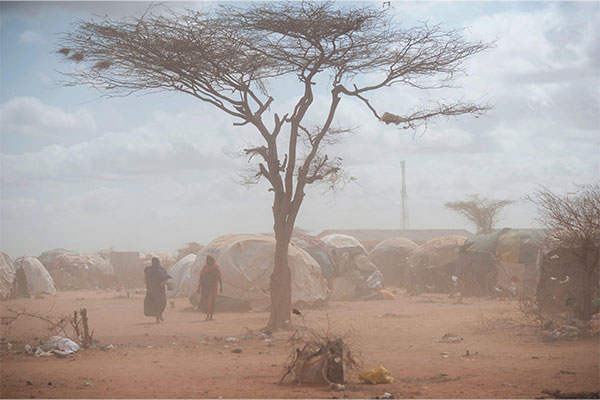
[59,2,491,330]
[528,184,600,320]
[445,194,513,234]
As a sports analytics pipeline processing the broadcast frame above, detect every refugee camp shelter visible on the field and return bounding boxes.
[317,229,472,250]
[369,237,418,286]
[166,254,197,298]
[320,234,383,299]
[47,253,117,290]
[38,248,78,267]
[190,234,329,310]
[0,251,15,300]
[292,234,336,286]
[455,229,541,297]
[15,257,56,295]
[406,235,468,294]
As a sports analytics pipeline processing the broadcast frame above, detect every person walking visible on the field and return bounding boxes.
[197,255,223,321]
[144,257,170,323]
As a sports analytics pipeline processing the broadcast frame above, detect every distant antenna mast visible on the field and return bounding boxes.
[401,160,408,229]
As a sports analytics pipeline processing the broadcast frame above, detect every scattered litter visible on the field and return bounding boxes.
[26,380,32,385]
[57,338,80,354]
[240,335,252,340]
[225,337,240,343]
[376,313,408,318]
[83,382,91,387]
[99,344,115,352]
[24,344,32,353]
[330,383,345,391]
[359,365,394,384]
[559,370,576,375]
[382,392,393,399]
[542,320,589,342]
[231,348,242,353]
[262,339,273,347]
[146,345,153,349]
[440,352,450,358]
[223,345,230,349]
[433,333,463,343]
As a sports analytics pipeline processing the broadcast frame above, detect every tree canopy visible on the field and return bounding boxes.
[445,194,513,234]
[59,1,492,329]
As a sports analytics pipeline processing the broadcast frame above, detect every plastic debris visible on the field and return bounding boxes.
[225,337,240,343]
[433,333,463,343]
[359,364,394,384]
[57,338,80,354]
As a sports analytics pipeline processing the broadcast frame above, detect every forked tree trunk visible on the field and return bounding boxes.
[267,229,293,331]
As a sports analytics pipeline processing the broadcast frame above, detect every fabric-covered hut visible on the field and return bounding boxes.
[14,257,56,295]
[0,251,16,300]
[292,234,336,287]
[166,254,197,298]
[406,235,468,294]
[455,229,541,297]
[188,234,329,311]
[320,234,383,299]
[369,237,418,287]
[47,253,117,290]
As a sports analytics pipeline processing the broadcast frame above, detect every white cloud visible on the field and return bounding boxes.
[18,30,44,44]
[0,97,96,137]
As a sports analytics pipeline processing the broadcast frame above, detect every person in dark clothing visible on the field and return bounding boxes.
[197,255,223,321]
[144,257,170,323]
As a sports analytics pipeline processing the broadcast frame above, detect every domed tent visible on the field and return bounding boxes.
[0,251,16,300]
[15,257,56,295]
[406,235,467,294]
[369,237,418,287]
[38,248,79,268]
[320,234,383,299]
[166,254,197,298]
[189,234,329,310]
[47,253,117,290]
[291,234,336,286]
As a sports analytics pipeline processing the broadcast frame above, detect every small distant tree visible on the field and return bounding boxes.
[58,1,491,330]
[445,194,514,234]
[528,184,600,320]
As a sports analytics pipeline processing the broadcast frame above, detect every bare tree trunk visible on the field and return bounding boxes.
[267,227,293,331]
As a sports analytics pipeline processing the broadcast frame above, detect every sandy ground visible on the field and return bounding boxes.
[1,289,598,399]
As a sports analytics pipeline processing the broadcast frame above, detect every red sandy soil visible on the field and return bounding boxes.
[1,289,598,399]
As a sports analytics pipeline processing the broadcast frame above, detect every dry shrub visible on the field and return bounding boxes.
[518,296,570,330]
[280,317,360,385]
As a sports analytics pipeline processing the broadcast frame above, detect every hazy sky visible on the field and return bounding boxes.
[1,1,598,258]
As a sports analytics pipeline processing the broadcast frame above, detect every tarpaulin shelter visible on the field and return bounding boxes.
[46,253,117,290]
[14,257,56,295]
[166,254,197,298]
[189,234,329,310]
[292,234,336,286]
[369,237,418,286]
[455,229,541,297]
[0,251,16,300]
[406,235,468,294]
[38,248,78,268]
[320,234,383,299]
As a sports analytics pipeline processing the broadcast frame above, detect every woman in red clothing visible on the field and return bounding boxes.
[197,255,223,321]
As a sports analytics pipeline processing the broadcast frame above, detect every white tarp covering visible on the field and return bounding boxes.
[320,234,367,254]
[166,254,197,298]
[15,257,56,295]
[0,250,16,299]
[190,234,329,309]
